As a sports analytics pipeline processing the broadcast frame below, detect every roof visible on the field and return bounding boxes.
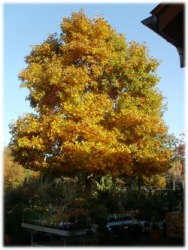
[141,3,185,67]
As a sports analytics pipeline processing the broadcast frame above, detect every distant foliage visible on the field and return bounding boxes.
[3,147,25,188]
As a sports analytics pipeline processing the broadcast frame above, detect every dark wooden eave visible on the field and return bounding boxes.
[141,3,185,67]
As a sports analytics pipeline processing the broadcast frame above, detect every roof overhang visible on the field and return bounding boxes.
[141,3,185,68]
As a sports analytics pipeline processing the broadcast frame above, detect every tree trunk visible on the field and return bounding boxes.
[85,174,93,198]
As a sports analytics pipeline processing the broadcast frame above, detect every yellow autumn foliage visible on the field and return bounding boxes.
[9,10,172,178]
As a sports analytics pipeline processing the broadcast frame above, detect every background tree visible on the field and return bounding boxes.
[165,133,185,190]
[9,10,172,181]
[142,174,166,190]
[3,147,25,189]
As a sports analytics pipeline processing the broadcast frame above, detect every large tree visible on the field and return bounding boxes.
[9,10,172,179]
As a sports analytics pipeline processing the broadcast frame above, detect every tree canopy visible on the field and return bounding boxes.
[9,10,172,178]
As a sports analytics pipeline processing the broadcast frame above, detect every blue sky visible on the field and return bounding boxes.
[3,1,185,146]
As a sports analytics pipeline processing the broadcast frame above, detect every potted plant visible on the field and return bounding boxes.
[150,222,161,242]
[4,217,13,246]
